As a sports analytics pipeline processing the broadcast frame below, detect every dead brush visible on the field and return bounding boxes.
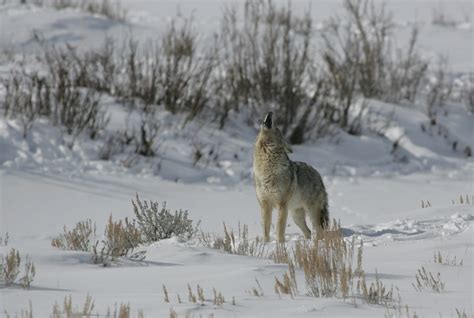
[412,266,445,292]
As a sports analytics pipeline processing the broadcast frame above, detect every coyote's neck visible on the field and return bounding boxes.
[254,140,292,177]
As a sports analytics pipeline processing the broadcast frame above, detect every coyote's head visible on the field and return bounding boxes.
[257,112,293,154]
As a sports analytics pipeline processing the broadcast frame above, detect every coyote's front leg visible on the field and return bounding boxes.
[259,199,272,243]
[276,204,288,243]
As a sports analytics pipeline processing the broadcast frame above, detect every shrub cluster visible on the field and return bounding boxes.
[1,0,442,147]
[51,194,199,265]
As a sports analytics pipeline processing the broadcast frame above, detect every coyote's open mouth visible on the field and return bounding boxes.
[263,112,273,129]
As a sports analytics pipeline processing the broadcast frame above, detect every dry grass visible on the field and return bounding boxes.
[92,215,142,265]
[249,278,265,297]
[359,270,395,306]
[0,232,9,246]
[51,219,96,251]
[421,200,432,208]
[452,194,473,205]
[213,288,225,307]
[455,308,468,318]
[1,248,35,288]
[292,220,362,298]
[274,261,298,298]
[199,223,267,257]
[433,251,463,266]
[51,294,144,318]
[412,266,445,292]
[51,215,143,265]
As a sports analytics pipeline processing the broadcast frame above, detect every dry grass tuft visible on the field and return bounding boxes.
[0,232,9,246]
[433,250,463,266]
[412,266,445,292]
[163,284,170,303]
[274,261,298,298]
[249,278,264,297]
[199,223,266,257]
[359,270,395,305]
[213,288,225,307]
[51,219,96,251]
[455,308,468,318]
[452,194,473,205]
[292,220,361,298]
[1,248,35,288]
[187,283,197,304]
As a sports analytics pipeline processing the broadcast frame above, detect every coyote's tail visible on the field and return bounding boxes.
[320,198,329,228]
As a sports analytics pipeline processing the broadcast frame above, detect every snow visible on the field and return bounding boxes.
[0,0,473,317]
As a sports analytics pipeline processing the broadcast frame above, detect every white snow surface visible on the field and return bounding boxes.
[0,0,473,317]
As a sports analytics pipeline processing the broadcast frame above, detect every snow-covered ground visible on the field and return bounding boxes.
[0,0,473,317]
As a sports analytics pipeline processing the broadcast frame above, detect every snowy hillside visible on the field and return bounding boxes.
[0,0,473,317]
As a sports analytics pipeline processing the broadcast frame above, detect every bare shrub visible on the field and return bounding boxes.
[1,72,51,137]
[462,75,474,113]
[135,103,159,157]
[132,194,199,243]
[158,16,216,121]
[323,0,427,105]
[425,58,453,125]
[44,47,108,143]
[412,266,445,292]
[1,52,109,144]
[0,248,35,288]
[51,219,96,251]
[217,0,327,142]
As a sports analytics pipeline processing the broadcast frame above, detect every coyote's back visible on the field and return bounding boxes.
[253,112,328,242]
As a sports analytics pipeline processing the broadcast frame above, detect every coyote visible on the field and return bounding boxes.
[253,112,329,242]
